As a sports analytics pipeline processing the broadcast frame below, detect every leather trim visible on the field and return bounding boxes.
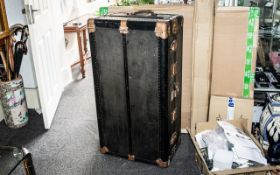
[94,19,120,29]
[167,16,182,158]
[127,21,156,31]
[158,38,169,161]
[88,32,105,147]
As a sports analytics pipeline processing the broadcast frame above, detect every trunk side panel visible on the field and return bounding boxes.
[94,27,129,156]
[176,17,184,143]
[127,30,160,161]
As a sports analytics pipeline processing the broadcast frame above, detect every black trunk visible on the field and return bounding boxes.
[88,12,183,167]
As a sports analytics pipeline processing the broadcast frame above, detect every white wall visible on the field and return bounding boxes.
[3,0,112,89]
[61,0,113,22]
[4,0,37,88]
[62,0,114,72]
[0,0,114,122]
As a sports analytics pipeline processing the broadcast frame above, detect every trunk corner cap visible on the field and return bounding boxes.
[119,20,129,34]
[128,154,135,161]
[155,158,170,168]
[88,18,95,33]
[155,22,169,39]
[100,146,109,154]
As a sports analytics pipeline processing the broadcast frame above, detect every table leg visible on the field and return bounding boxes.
[77,31,85,78]
[23,153,36,175]
[83,29,88,54]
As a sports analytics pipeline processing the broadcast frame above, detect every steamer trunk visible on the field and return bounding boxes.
[88,12,183,167]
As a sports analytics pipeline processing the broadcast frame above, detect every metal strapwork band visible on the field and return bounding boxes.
[121,33,133,155]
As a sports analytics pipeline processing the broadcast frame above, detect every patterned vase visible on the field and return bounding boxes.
[260,93,280,150]
[0,75,28,128]
[260,93,280,164]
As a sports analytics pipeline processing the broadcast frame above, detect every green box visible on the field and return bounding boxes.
[99,7,108,16]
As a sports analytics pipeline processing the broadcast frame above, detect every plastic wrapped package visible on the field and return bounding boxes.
[195,121,268,172]
[201,127,229,160]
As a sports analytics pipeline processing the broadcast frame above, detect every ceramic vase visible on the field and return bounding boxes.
[0,75,28,128]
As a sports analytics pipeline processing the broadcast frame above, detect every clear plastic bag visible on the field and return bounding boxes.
[202,127,229,160]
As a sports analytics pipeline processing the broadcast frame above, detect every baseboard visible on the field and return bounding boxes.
[181,128,188,134]
[25,88,41,110]
[61,66,73,87]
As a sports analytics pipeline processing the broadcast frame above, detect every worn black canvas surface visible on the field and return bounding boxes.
[88,12,183,167]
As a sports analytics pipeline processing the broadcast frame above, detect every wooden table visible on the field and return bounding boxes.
[64,16,89,78]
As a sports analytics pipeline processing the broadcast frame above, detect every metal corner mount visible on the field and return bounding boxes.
[155,22,168,39]
[155,159,170,168]
[88,18,95,33]
[119,20,128,34]
[100,146,109,154]
[128,154,135,161]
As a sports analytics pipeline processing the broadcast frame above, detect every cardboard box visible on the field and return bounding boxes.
[211,7,259,98]
[109,5,194,129]
[208,95,253,131]
[190,0,215,133]
[189,119,276,175]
